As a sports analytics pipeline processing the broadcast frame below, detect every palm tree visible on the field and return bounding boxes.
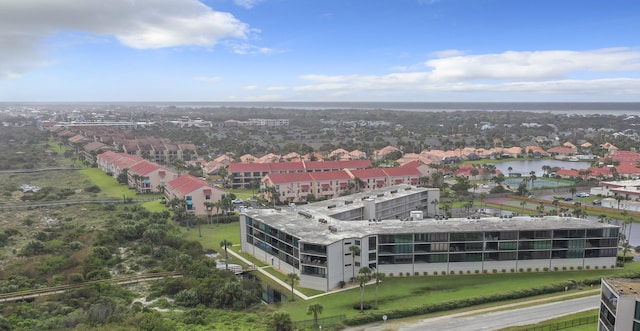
[356,274,370,313]
[349,245,361,282]
[220,240,232,260]
[569,187,577,200]
[307,303,324,326]
[507,166,513,176]
[430,199,439,216]
[269,311,293,331]
[529,171,537,190]
[598,214,609,223]
[204,201,215,225]
[286,272,299,301]
[552,199,560,215]
[615,195,624,209]
[372,272,385,309]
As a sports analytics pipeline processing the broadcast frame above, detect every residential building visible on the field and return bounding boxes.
[127,160,178,194]
[599,278,640,331]
[228,160,371,189]
[164,174,226,217]
[240,186,617,292]
[96,151,144,177]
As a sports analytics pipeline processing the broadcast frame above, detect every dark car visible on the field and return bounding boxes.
[592,200,601,205]
[564,197,573,201]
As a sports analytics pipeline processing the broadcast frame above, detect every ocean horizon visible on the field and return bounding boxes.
[3,101,640,115]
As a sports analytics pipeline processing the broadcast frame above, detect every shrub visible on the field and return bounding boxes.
[501,269,506,273]
[475,270,480,274]
[339,281,346,288]
[518,268,524,272]
[69,273,84,282]
[492,269,497,274]
[585,265,590,270]
[535,268,539,272]
[389,273,394,277]
[510,269,515,273]
[562,266,567,271]
[577,266,583,270]
[415,272,419,276]
[543,267,549,272]
[423,272,428,276]
[398,272,403,277]
[450,271,455,275]
[554,266,559,271]
[526,268,532,272]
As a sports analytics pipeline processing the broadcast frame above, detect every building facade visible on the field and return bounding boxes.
[240,185,618,292]
[600,278,640,331]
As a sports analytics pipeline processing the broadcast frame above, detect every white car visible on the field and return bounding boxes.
[576,193,590,198]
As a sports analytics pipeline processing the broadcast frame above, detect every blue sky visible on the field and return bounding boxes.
[1,0,639,102]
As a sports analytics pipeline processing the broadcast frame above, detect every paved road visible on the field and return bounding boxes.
[401,295,599,331]
[345,294,599,331]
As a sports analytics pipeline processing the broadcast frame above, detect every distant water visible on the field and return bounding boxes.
[4,101,640,115]
[147,102,640,115]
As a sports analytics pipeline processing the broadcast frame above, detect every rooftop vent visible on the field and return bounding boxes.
[318,218,328,224]
[377,193,385,197]
[327,204,337,209]
[345,200,353,205]
[390,189,398,194]
[405,187,412,190]
[298,211,313,219]
[328,225,338,233]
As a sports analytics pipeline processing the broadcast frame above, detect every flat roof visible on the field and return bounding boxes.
[243,211,619,246]
[604,278,640,297]
[306,184,437,217]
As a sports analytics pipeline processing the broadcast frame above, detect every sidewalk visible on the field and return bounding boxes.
[227,247,375,301]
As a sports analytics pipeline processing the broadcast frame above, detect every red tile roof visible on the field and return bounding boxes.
[167,174,222,196]
[350,168,387,179]
[129,160,163,176]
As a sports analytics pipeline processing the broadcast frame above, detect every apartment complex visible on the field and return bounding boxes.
[228,160,371,189]
[600,278,640,331]
[240,185,618,292]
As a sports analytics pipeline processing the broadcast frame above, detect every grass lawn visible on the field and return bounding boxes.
[279,262,640,321]
[497,309,598,331]
[228,188,260,200]
[141,200,167,212]
[80,168,137,199]
[181,222,241,252]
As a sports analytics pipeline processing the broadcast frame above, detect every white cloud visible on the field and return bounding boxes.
[426,48,640,82]
[234,0,264,9]
[287,48,640,98]
[266,86,289,91]
[223,41,279,55]
[194,76,221,83]
[0,0,253,78]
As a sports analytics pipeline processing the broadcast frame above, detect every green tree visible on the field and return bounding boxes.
[286,272,299,301]
[219,239,232,269]
[372,271,385,309]
[269,312,293,331]
[569,187,577,199]
[349,245,361,282]
[356,274,370,313]
[307,303,324,327]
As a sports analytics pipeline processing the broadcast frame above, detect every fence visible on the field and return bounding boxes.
[293,315,345,330]
[515,315,597,331]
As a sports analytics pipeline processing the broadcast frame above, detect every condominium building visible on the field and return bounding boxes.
[600,278,640,331]
[240,185,618,292]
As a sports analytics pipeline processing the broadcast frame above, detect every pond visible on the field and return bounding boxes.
[492,159,593,177]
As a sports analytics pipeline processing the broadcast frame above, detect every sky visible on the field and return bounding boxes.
[1,0,639,102]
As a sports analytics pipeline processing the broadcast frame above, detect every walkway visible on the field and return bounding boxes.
[227,247,373,301]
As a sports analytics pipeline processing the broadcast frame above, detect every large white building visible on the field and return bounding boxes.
[599,278,640,331]
[240,185,619,292]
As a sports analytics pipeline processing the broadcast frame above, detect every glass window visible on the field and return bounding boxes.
[369,237,377,250]
[634,301,640,320]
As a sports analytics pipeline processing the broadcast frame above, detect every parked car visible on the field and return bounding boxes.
[564,197,573,201]
[592,200,601,205]
[232,199,244,204]
[576,192,590,198]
